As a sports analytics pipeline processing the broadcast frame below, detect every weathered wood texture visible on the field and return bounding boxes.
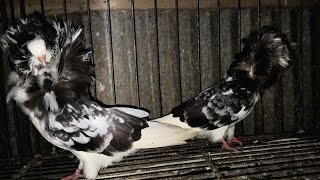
[0,0,318,158]
[5,0,319,17]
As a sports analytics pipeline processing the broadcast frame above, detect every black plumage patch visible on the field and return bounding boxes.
[50,98,148,155]
[228,26,294,90]
[172,79,258,130]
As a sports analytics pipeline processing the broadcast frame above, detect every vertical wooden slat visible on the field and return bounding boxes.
[260,6,281,134]
[301,10,313,131]
[273,0,284,134]
[241,8,255,135]
[236,0,244,136]
[179,2,201,102]
[281,9,296,132]
[291,7,304,132]
[199,5,219,90]
[311,5,320,129]
[111,9,139,106]
[157,0,181,115]
[91,11,116,104]
[130,0,141,108]
[0,0,10,160]
[219,9,239,77]
[250,4,264,135]
[220,8,242,135]
[135,6,161,118]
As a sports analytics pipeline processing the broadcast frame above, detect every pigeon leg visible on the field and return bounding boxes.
[220,139,239,153]
[229,137,243,147]
[61,169,82,180]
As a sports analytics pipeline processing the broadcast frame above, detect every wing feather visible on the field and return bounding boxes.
[172,78,258,130]
[49,98,148,155]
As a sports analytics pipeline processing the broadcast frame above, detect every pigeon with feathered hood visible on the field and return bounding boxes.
[152,26,294,151]
[2,12,197,179]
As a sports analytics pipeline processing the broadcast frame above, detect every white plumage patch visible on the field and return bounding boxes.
[72,28,82,42]
[71,132,91,144]
[6,87,28,104]
[197,125,229,143]
[225,76,233,82]
[113,107,149,118]
[27,37,46,57]
[43,92,60,112]
[71,148,136,179]
[222,89,233,95]
[233,106,248,119]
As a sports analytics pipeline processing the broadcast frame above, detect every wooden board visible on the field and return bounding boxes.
[5,0,319,18]
[179,7,201,102]
[157,7,182,115]
[111,10,139,106]
[135,8,162,118]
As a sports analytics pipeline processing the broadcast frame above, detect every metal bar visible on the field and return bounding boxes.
[298,0,304,130]
[19,0,25,18]
[279,0,282,32]
[237,0,244,136]
[86,0,97,98]
[107,0,117,104]
[274,0,284,133]
[18,0,32,158]
[196,0,201,91]
[257,0,261,28]
[0,0,7,25]
[256,0,264,135]
[154,0,163,115]
[40,0,44,16]
[9,0,15,22]
[217,0,221,79]
[63,0,68,21]
[175,0,182,104]
[130,0,141,107]
[0,0,12,168]
[238,0,241,52]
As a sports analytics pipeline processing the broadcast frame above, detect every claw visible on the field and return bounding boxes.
[221,139,239,153]
[229,137,243,146]
[61,169,82,180]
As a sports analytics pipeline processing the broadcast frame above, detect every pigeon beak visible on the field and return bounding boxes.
[37,55,46,67]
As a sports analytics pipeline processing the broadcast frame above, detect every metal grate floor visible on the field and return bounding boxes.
[2,134,320,179]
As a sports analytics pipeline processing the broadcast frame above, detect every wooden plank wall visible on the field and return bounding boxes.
[0,0,318,158]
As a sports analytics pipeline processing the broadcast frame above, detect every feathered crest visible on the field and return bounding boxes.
[1,12,57,74]
[227,26,295,89]
[5,12,94,114]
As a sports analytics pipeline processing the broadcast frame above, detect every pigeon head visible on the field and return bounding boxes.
[227,26,295,90]
[1,12,58,76]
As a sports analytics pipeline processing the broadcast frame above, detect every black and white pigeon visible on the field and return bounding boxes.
[2,12,197,179]
[152,26,294,151]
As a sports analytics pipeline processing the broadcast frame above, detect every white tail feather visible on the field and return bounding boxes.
[132,121,197,149]
[151,114,192,129]
[112,107,149,118]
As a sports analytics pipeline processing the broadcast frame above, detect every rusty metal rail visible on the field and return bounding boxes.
[0,134,319,179]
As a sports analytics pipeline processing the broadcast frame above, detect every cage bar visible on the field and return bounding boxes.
[154,0,163,115]
[196,0,201,91]
[40,0,44,16]
[175,0,183,106]
[131,0,141,107]
[0,0,12,168]
[19,0,25,18]
[217,0,221,78]
[107,0,117,104]
[63,0,67,21]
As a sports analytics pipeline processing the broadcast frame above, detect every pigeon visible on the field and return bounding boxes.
[152,26,294,152]
[2,12,197,179]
